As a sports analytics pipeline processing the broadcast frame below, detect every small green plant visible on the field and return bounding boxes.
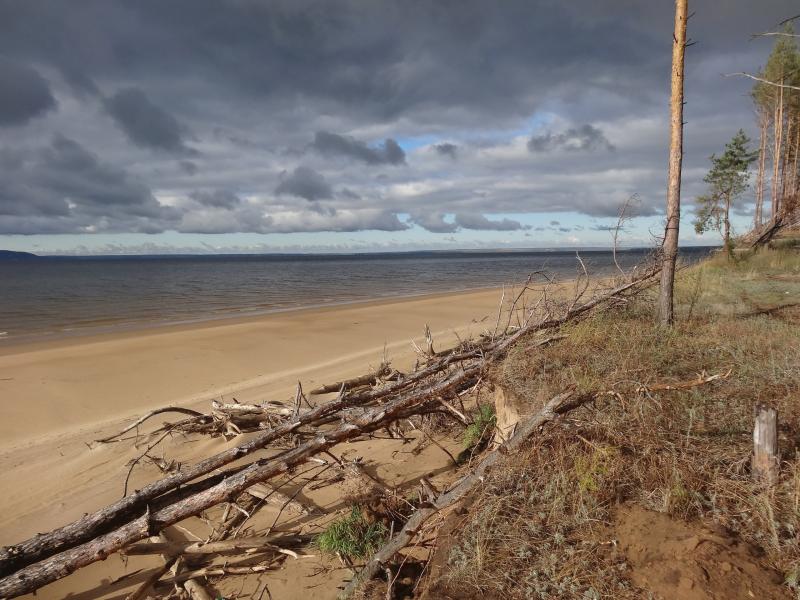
[463,404,497,448]
[574,445,618,494]
[315,506,387,560]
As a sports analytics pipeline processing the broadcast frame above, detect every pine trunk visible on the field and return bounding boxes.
[755,113,767,227]
[657,0,688,327]
[782,108,792,202]
[792,118,800,201]
[773,80,784,218]
[724,196,732,258]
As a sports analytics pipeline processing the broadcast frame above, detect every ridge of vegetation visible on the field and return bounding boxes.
[421,248,800,599]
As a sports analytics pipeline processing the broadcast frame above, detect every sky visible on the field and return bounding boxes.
[0,0,796,255]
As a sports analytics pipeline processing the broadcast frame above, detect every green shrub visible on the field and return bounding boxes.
[463,404,497,448]
[315,506,387,560]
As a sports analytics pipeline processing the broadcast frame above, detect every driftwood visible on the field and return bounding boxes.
[0,366,482,597]
[121,536,303,557]
[635,368,732,393]
[310,363,391,395]
[184,578,214,600]
[123,556,177,600]
[340,390,589,598]
[0,378,415,577]
[211,400,297,417]
[0,333,507,580]
[245,483,313,515]
[164,559,279,585]
[95,407,206,444]
[0,268,659,598]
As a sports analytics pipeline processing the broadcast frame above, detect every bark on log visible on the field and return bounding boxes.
[310,363,391,395]
[339,390,589,598]
[752,405,779,484]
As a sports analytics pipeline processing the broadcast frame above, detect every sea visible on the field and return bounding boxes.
[0,247,715,343]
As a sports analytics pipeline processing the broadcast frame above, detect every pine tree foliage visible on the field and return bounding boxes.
[694,130,756,254]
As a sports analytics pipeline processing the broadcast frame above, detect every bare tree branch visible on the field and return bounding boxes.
[752,31,800,39]
[724,72,800,91]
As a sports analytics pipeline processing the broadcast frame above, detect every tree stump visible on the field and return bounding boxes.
[752,405,778,484]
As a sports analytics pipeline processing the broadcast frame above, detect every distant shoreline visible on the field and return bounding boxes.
[0,245,720,259]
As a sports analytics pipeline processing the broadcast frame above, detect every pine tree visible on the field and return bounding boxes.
[751,24,800,220]
[694,130,756,256]
[657,0,688,327]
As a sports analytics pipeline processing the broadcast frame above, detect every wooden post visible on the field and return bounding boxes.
[752,405,778,484]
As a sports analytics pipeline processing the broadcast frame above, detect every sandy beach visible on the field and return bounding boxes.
[0,286,504,599]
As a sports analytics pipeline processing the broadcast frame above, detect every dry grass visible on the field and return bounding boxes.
[432,248,800,599]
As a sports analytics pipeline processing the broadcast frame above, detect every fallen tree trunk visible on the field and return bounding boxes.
[0,346,495,578]
[0,365,481,598]
[339,390,589,598]
[0,364,453,576]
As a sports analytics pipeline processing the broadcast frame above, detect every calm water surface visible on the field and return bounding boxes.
[0,248,714,342]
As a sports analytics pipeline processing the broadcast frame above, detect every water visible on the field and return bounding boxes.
[0,248,715,343]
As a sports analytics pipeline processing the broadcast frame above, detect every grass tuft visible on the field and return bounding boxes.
[315,506,387,561]
[463,404,497,448]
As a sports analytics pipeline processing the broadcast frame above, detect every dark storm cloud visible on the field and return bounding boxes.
[103,88,189,152]
[0,1,796,243]
[0,1,662,123]
[275,166,333,201]
[311,132,406,165]
[410,212,458,233]
[190,189,242,209]
[179,160,198,175]
[454,213,528,231]
[528,125,615,153]
[0,135,175,234]
[435,143,458,158]
[0,57,57,126]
